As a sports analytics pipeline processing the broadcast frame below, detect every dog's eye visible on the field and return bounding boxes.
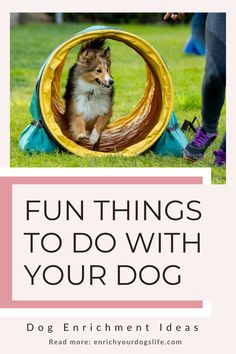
[96,69,102,73]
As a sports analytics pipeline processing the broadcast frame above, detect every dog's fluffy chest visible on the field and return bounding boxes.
[74,79,112,120]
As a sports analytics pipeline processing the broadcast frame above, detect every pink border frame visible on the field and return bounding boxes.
[0,176,203,308]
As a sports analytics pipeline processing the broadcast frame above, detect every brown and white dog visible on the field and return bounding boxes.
[63,38,114,148]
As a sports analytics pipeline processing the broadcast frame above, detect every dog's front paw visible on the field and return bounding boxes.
[77,133,88,141]
[89,128,100,145]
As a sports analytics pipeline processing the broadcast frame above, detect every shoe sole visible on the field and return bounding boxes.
[183,150,203,162]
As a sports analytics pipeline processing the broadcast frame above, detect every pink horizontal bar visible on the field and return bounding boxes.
[1,176,203,185]
[0,300,203,309]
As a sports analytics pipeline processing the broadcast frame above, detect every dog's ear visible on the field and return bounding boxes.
[78,49,95,65]
[104,47,111,60]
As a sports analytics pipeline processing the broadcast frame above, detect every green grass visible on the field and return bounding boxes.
[10,22,226,183]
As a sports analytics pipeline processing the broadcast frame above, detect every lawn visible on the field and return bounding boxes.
[10,22,226,183]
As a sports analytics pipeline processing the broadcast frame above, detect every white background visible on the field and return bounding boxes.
[0,1,235,352]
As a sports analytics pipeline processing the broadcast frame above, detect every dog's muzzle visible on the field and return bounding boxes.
[96,78,114,88]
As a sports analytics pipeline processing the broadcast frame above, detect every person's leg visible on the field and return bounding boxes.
[184,13,226,161]
[213,133,226,166]
[202,13,226,132]
[219,133,226,152]
[184,13,207,55]
[193,13,207,46]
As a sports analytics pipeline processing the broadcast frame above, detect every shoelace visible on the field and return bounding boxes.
[192,128,210,147]
[213,150,226,165]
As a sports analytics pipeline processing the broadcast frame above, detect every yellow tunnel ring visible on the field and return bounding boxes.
[39,28,174,157]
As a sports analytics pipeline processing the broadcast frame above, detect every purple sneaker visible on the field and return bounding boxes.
[183,127,217,161]
[213,149,226,166]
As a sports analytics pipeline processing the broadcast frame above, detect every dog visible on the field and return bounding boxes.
[63,38,114,149]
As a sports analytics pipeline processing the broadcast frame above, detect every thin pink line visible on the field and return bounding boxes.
[1,176,203,184]
[0,180,12,306]
[0,300,203,309]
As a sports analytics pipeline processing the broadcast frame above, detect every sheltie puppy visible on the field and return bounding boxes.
[63,38,114,148]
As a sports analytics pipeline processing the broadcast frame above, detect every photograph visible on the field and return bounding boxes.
[10,12,226,183]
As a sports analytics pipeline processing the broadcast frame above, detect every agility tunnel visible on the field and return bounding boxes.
[19,26,187,157]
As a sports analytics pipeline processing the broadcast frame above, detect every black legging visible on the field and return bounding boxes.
[201,13,226,151]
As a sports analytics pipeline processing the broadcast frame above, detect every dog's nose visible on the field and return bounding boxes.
[109,79,114,86]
